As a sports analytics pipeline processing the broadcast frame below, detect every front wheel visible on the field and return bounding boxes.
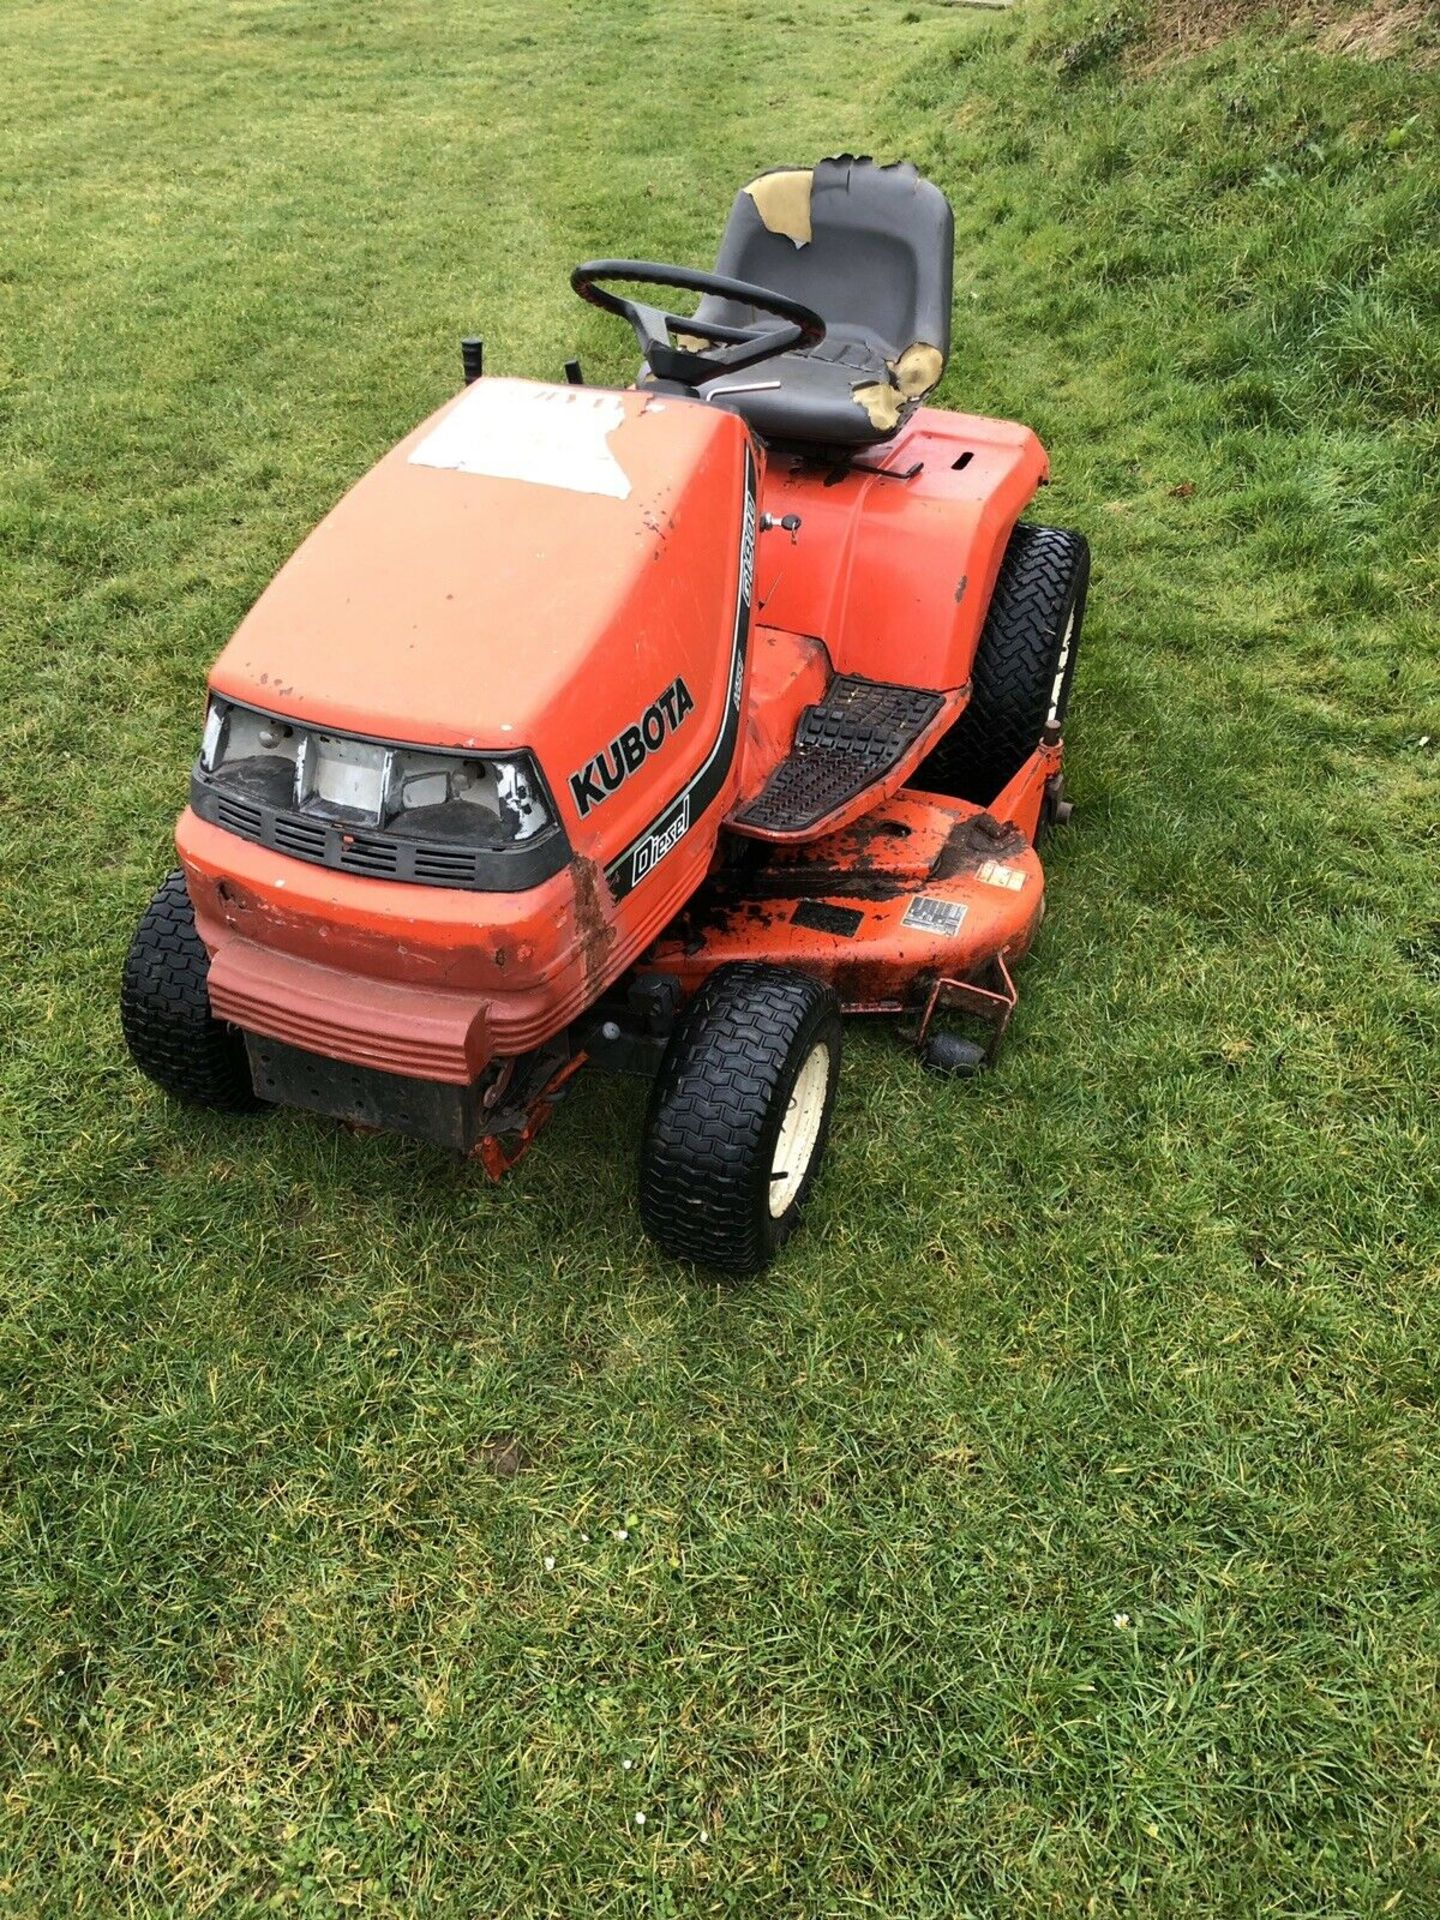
[120,870,261,1112]
[638,963,842,1275]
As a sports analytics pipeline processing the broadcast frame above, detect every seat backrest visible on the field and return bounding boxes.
[699,155,954,367]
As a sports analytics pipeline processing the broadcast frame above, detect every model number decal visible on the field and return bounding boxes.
[737,486,757,652]
[569,676,695,818]
[903,894,968,937]
[632,795,691,883]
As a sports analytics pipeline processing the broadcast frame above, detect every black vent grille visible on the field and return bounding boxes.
[189,769,566,893]
[413,845,480,883]
[215,794,263,838]
[337,835,401,875]
[273,816,328,860]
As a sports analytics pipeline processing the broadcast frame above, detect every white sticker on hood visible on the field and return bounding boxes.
[409,378,632,499]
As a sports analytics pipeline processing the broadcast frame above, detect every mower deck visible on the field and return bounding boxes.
[649,783,1044,1014]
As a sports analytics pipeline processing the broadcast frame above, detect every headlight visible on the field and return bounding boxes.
[198,696,553,847]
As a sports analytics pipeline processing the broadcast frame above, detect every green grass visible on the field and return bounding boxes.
[3,0,1439,1912]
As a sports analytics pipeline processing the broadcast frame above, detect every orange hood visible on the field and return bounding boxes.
[209,380,754,841]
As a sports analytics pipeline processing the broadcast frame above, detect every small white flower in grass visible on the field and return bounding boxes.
[614,1528,629,1543]
[543,1556,555,1572]
[621,1758,633,1771]
[1113,1612,1131,1629]
[634,1811,646,1827]
[580,1532,590,1544]
[699,1829,708,1843]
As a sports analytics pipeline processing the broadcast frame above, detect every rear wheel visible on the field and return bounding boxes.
[120,870,261,1112]
[638,963,842,1275]
[918,522,1089,805]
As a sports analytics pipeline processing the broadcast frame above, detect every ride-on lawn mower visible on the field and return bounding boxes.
[122,158,1089,1275]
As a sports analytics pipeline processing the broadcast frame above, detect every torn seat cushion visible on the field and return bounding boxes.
[689,155,955,450]
[699,331,899,448]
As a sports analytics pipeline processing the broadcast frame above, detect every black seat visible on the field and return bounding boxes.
[688,155,954,450]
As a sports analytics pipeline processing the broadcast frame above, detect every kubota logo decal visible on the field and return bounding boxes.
[569,676,695,818]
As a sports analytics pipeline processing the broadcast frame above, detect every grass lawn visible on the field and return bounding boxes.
[2,0,1438,1911]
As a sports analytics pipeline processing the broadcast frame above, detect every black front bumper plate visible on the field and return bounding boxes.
[246,1036,484,1153]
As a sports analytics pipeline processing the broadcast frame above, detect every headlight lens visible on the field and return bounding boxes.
[198,696,553,846]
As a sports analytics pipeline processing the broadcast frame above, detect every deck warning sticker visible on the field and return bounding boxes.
[977,859,1026,891]
[409,379,632,499]
[903,894,968,937]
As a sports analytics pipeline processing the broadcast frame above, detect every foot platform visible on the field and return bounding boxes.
[731,676,947,838]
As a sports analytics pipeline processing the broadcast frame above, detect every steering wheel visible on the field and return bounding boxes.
[570,260,826,388]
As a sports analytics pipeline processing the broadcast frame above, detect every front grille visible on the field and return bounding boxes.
[189,771,564,893]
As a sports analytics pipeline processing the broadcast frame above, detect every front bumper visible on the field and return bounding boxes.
[207,934,489,1083]
[177,808,587,1082]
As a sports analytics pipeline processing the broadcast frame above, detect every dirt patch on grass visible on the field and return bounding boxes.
[1140,0,1275,63]
[1137,0,1437,67]
[476,1433,528,1477]
[1316,0,1436,60]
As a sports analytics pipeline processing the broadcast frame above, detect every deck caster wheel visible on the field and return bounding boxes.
[638,963,842,1276]
[121,870,262,1112]
[920,1033,988,1077]
[1037,770,1074,844]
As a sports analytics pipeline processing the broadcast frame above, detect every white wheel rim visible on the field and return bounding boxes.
[769,1041,831,1218]
[1046,606,1077,726]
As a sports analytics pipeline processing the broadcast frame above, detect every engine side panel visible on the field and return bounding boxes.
[753,406,1048,692]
